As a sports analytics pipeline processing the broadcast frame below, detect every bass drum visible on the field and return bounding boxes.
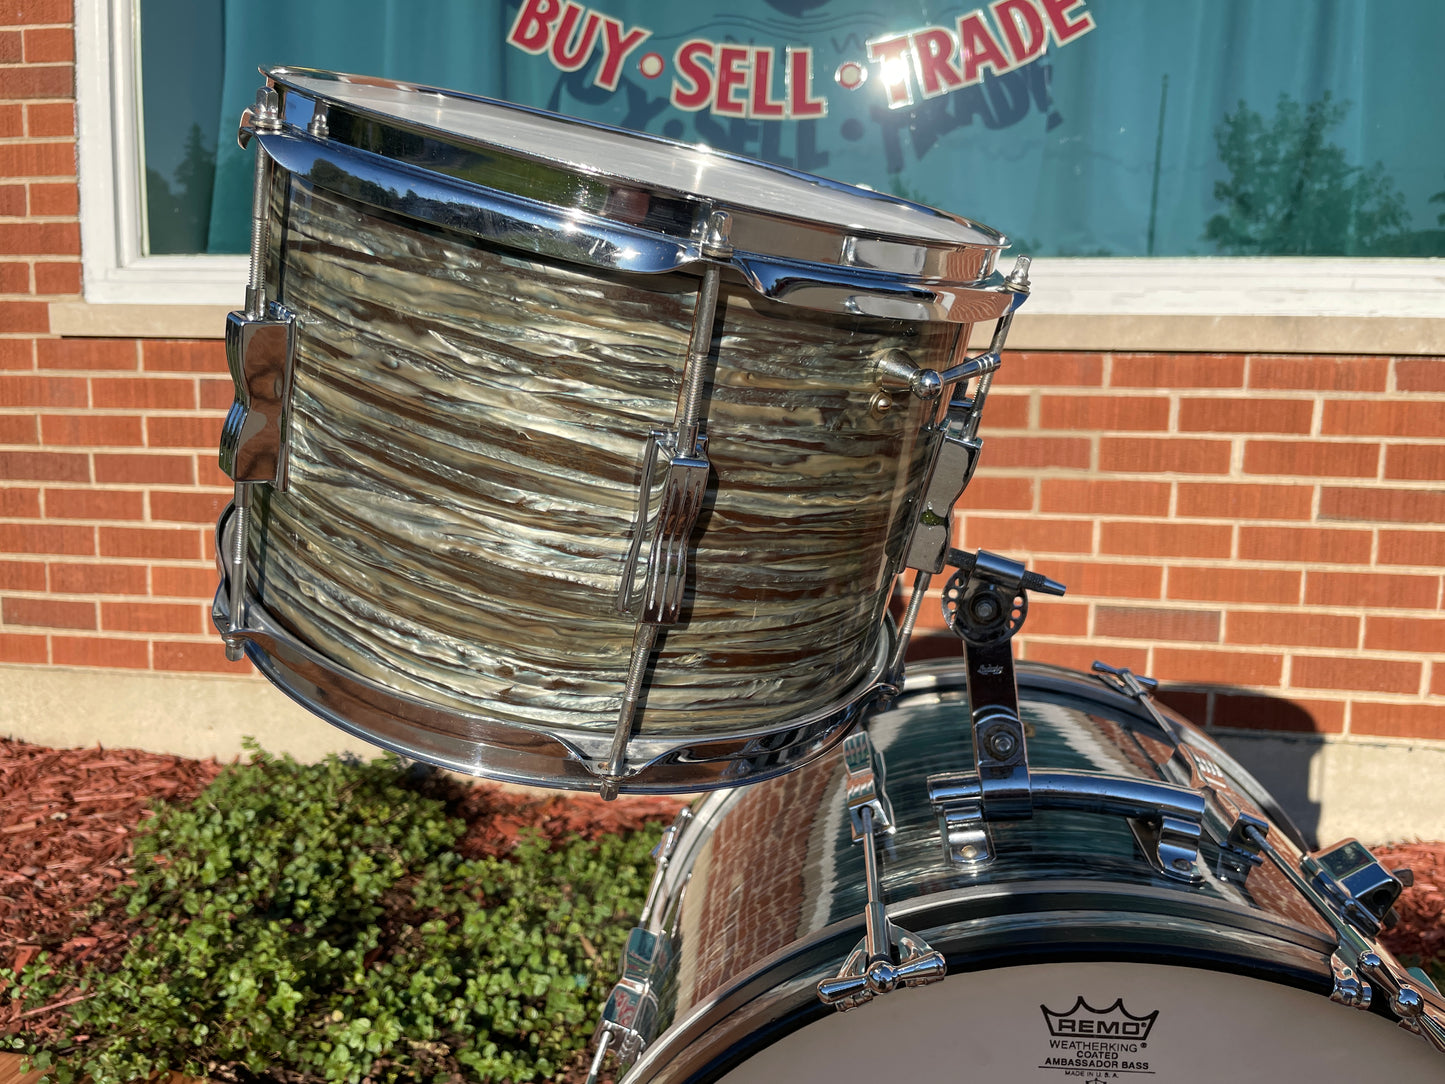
[612,660,1444,1083]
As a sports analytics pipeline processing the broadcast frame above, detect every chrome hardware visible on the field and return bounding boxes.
[925,551,1207,883]
[1249,825,1445,1050]
[306,101,330,139]
[586,807,695,1083]
[1091,661,1268,884]
[818,732,944,1010]
[223,84,289,663]
[602,225,729,799]
[1314,837,1408,924]
[891,256,1030,599]
[1331,952,1373,1010]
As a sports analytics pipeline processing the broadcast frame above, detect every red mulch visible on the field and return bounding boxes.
[1374,842,1445,966]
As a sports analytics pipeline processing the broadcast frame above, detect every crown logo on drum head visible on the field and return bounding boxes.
[1040,996,1159,1041]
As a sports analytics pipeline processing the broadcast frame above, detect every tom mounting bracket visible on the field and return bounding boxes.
[926,549,1209,882]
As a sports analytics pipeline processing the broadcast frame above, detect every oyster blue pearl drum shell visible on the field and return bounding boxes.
[219,70,1017,791]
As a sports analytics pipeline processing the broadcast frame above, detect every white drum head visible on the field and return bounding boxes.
[721,961,1441,1082]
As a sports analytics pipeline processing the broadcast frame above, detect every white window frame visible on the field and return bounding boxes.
[74,0,1445,323]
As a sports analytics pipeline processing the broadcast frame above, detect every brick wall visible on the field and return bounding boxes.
[1,3,1442,748]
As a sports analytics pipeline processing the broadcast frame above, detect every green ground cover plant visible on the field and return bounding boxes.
[4,746,664,1084]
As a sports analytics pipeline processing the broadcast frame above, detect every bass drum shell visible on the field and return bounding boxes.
[625,660,1442,1083]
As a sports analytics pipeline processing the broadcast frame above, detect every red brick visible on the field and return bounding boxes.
[1320,487,1445,523]
[1435,666,1445,697]
[0,1,74,25]
[1292,655,1420,695]
[1167,567,1301,606]
[1004,351,1103,387]
[32,261,77,294]
[0,64,72,99]
[1153,647,1283,686]
[0,414,37,443]
[963,514,1094,554]
[1237,526,1371,565]
[1306,571,1439,609]
[23,102,72,139]
[145,416,218,448]
[1242,440,1378,478]
[100,599,204,635]
[36,338,136,371]
[1022,640,1149,675]
[1179,397,1313,434]
[0,373,85,406]
[0,105,20,138]
[1366,616,1445,654]
[51,635,148,669]
[0,522,91,554]
[0,449,87,481]
[22,26,71,62]
[0,261,27,292]
[195,456,229,489]
[93,453,192,485]
[1095,605,1220,642]
[153,639,250,674]
[0,338,33,368]
[1396,359,1445,393]
[27,182,76,216]
[1351,702,1445,741]
[1039,394,1168,431]
[1024,600,1089,637]
[149,489,228,524]
[0,143,73,180]
[1036,559,1163,599]
[1379,530,1445,567]
[0,631,46,663]
[981,393,1030,428]
[1098,437,1231,474]
[151,564,217,599]
[98,525,200,560]
[1175,482,1312,520]
[1247,355,1388,392]
[0,558,43,589]
[0,29,18,61]
[1384,443,1445,480]
[0,301,49,332]
[91,376,195,410]
[2,594,93,628]
[983,435,1092,469]
[1111,354,1245,389]
[1323,401,1445,439]
[48,561,146,595]
[1039,479,1169,517]
[142,340,227,373]
[39,412,143,446]
[1210,693,1344,734]
[2,224,80,258]
[43,487,143,520]
[0,485,37,516]
[0,185,24,217]
[198,377,235,411]
[960,473,1035,511]
[1226,610,1359,649]
[1098,521,1232,558]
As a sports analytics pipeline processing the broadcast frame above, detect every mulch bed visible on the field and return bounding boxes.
[0,738,1440,1079]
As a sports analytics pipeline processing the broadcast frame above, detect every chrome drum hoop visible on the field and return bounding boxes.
[608,660,1445,1083]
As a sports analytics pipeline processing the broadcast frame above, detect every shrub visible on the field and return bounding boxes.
[8,747,661,1084]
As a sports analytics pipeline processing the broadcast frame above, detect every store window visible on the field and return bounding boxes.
[82,0,1445,307]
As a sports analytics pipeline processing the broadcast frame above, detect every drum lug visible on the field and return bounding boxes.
[1331,953,1374,1010]
[817,732,946,1010]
